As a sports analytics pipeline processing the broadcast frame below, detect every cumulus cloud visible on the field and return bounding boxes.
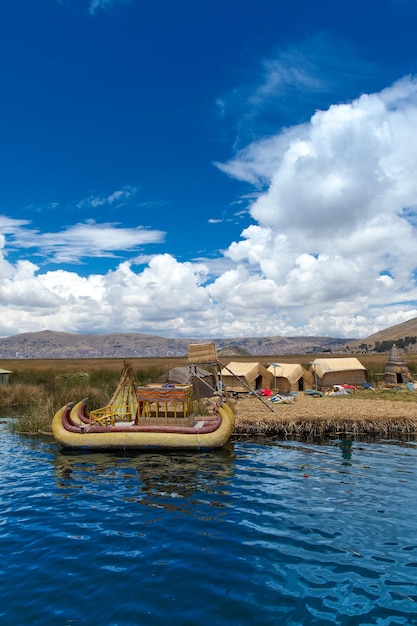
[0,247,218,337]
[3,77,417,339]
[214,75,417,334]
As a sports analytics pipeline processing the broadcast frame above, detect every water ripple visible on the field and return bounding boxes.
[1,423,417,624]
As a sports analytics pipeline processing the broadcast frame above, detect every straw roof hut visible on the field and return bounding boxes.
[309,357,367,389]
[0,368,13,384]
[157,366,216,398]
[384,345,412,385]
[220,361,273,393]
[267,363,314,393]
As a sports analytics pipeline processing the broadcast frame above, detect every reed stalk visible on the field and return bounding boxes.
[2,364,166,434]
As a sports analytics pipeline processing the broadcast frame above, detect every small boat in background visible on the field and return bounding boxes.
[52,362,235,451]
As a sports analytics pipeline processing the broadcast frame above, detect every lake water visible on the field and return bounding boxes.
[1,417,417,626]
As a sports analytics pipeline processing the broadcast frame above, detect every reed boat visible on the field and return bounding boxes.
[52,399,234,451]
[52,363,235,451]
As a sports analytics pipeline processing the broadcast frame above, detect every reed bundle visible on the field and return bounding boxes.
[187,342,218,365]
[234,416,417,438]
[107,361,138,420]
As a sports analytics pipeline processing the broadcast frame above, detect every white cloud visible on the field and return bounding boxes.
[75,186,138,209]
[87,0,129,15]
[215,75,417,333]
[57,0,130,16]
[0,216,31,234]
[3,218,165,264]
[3,77,417,339]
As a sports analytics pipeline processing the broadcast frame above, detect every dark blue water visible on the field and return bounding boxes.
[2,417,417,626]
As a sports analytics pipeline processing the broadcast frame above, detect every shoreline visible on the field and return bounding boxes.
[232,392,417,438]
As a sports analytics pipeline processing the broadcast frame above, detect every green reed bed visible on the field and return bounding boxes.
[343,387,417,402]
[1,365,166,434]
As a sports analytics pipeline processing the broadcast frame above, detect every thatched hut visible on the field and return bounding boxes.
[0,368,13,384]
[267,363,314,393]
[309,358,367,389]
[220,361,273,393]
[384,345,412,385]
[157,366,216,398]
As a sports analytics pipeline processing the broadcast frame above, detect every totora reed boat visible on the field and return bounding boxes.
[52,362,235,451]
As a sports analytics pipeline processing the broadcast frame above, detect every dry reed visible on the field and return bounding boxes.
[4,356,417,438]
[0,383,45,407]
[233,392,417,438]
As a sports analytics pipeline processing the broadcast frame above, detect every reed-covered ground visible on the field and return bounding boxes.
[0,359,172,433]
[1,354,417,436]
[233,388,417,438]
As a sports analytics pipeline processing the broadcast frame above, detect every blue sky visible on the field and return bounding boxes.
[2,0,417,339]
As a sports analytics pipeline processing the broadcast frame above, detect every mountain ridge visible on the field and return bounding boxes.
[348,316,417,350]
[2,316,417,359]
[0,330,350,359]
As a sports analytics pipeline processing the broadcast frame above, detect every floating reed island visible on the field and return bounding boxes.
[188,342,417,440]
[5,343,417,441]
[229,390,417,438]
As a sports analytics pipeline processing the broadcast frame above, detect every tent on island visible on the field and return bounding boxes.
[157,366,216,398]
[309,357,367,389]
[220,361,273,393]
[384,345,412,385]
[187,342,275,412]
[267,363,314,393]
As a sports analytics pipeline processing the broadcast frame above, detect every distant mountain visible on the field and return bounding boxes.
[4,317,416,359]
[0,330,191,359]
[216,336,350,356]
[348,316,417,351]
[0,330,352,359]
[217,345,251,357]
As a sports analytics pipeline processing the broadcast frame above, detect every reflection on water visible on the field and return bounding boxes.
[338,438,353,463]
[53,445,236,520]
[2,422,417,625]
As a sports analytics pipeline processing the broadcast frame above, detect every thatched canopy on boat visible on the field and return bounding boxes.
[309,357,367,389]
[384,345,412,385]
[107,362,138,420]
[267,363,314,393]
[220,361,273,393]
[157,366,216,398]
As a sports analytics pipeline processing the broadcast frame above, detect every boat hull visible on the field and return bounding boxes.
[52,401,235,451]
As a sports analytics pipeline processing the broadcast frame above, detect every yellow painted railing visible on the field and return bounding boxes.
[89,405,132,426]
